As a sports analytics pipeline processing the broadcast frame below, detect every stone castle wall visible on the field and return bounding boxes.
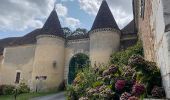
[0,45,35,86]
[31,35,65,91]
[64,38,89,80]
[0,55,3,84]
[0,28,126,91]
[90,29,120,67]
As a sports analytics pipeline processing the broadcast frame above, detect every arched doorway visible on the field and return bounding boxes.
[68,53,89,84]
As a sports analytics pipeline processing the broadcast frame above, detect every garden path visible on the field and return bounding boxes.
[31,92,65,100]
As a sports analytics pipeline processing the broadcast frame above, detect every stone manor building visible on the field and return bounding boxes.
[0,0,138,91]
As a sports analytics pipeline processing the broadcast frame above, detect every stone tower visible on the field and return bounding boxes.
[31,9,65,91]
[90,0,121,67]
[0,0,138,91]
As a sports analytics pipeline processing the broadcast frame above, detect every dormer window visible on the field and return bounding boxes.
[140,0,145,19]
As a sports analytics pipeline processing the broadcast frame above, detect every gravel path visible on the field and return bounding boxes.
[31,92,66,100]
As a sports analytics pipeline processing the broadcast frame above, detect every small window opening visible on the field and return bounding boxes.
[53,61,57,68]
[140,0,145,19]
[15,72,21,84]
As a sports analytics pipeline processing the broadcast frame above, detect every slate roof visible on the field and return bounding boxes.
[121,19,138,50]
[41,9,64,38]
[91,0,119,31]
[67,33,89,40]
[0,29,41,55]
[0,9,65,55]
[121,19,136,34]
[0,37,18,55]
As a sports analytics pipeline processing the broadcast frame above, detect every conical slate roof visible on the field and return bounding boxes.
[122,19,136,34]
[41,9,64,38]
[91,0,119,31]
[0,9,65,55]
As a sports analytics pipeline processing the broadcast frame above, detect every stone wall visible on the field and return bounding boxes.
[0,45,35,86]
[120,34,138,50]
[137,0,156,61]
[0,55,3,84]
[64,38,89,80]
[31,35,65,91]
[90,29,120,67]
[136,0,170,98]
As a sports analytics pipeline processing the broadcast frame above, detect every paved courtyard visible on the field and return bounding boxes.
[31,92,66,100]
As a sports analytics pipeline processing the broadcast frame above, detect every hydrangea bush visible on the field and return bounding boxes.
[66,42,165,100]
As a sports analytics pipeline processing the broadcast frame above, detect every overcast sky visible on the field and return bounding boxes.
[0,0,133,39]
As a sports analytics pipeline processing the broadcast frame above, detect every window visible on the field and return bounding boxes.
[140,0,145,19]
[53,61,57,68]
[35,76,47,80]
[35,76,39,80]
[15,72,20,84]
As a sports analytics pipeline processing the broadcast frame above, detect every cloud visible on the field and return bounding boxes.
[0,0,132,35]
[79,0,101,15]
[65,17,80,28]
[56,4,68,17]
[60,0,74,2]
[78,0,133,28]
[55,3,81,29]
[0,0,80,32]
[0,0,55,31]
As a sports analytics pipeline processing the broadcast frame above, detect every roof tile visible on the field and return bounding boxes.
[91,0,119,31]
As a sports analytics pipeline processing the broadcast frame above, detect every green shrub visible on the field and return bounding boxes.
[18,83,30,94]
[67,85,78,100]
[2,85,15,95]
[66,41,165,99]
[0,85,5,95]
[67,67,99,99]
[128,55,162,95]
[110,41,144,66]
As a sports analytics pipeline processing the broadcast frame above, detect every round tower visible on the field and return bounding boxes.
[90,0,121,67]
[31,9,65,91]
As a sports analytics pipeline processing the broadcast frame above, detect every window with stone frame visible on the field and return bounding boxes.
[15,72,21,84]
[140,0,145,19]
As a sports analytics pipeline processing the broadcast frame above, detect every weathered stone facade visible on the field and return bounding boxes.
[1,45,35,87]
[90,28,120,66]
[134,0,156,61]
[134,0,170,98]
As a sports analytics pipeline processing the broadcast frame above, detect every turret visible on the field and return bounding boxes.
[90,0,121,67]
[31,9,65,91]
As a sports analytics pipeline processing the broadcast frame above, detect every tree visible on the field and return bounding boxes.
[71,28,88,36]
[62,27,72,38]
[62,27,88,38]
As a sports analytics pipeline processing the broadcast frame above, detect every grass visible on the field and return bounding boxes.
[0,91,59,100]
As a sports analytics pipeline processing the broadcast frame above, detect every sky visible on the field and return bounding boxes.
[0,0,133,39]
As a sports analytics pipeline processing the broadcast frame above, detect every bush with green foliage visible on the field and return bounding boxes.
[66,42,165,100]
[110,41,144,66]
[0,85,15,95]
[18,82,30,94]
[67,67,99,100]
[0,85,4,95]
[0,83,30,96]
